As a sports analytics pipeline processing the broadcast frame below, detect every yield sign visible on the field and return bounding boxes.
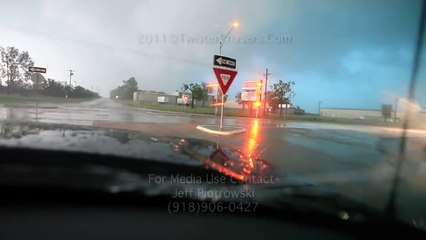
[213,67,238,95]
[183,95,189,103]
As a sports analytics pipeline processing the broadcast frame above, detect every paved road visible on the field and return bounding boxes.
[1,98,426,227]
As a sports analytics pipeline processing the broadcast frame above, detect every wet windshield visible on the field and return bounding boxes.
[0,0,425,232]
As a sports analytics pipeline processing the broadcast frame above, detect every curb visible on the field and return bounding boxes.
[196,125,246,136]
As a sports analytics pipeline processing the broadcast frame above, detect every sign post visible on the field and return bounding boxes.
[29,67,47,122]
[212,55,238,130]
[29,67,47,73]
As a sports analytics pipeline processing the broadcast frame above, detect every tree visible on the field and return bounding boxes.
[266,80,295,116]
[42,78,98,99]
[122,77,138,99]
[69,85,99,98]
[182,83,203,109]
[43,78,66,97]
[0,46,34,93]
[109,77,138,100]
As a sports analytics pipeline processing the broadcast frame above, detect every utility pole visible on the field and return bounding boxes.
[394,97,399,122]
[263,68,271,115]
[318,101,322,117]
[68,70,74,86]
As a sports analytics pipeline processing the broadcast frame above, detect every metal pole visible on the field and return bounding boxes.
[215,85,218,116]
[35,73,39,122]
[219,26,235,56]
[220,90,224,130]
[69,71,72,86]
[263,68,270,115]
[318,101,322,117]
[394,97,398,122]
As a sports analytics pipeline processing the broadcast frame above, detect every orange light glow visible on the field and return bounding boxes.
[254,101,262,108]
[251,119,259,136]
[248,157,254,168]
[207,83,219,87]
[211,102,224,106]
[233,22,240,28]
[257,82,262,87]
[246,119,259,165]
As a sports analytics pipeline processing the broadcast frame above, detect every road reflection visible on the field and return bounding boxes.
[247,119,259,159]
[0,107,32,121]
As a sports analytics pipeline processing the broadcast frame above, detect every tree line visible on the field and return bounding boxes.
[110,78,226,108]
[0,46,99,99]
[181,82,216,108]
[110,76,300,115]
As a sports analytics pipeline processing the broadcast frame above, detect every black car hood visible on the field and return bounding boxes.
[0,120,414,228]
[0,120,327,188]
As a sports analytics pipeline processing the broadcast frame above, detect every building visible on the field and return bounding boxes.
[320,108,383,120]
[320,107,426,128]
[224,100,241,109]
[133,91,215,106]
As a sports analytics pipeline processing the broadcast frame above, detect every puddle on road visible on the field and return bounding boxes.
[0,107,33,121]
[285,129,384,164]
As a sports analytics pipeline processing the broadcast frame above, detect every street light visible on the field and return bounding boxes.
[219,22,239,55]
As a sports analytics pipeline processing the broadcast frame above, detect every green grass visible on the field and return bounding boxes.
[0,94,91,104]
[119,100,402,128]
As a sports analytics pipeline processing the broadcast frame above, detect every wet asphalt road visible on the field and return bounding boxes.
[1,98,426,227]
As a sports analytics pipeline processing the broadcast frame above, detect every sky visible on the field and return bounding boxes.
[0,0,425,113]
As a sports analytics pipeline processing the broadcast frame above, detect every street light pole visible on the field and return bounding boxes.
[218,22,239,130]
[219,91,225,130]
[219,23,238,55]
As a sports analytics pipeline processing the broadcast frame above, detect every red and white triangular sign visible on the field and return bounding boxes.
[213,67,238,95]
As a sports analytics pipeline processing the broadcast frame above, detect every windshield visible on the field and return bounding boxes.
[0,0,425,232]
